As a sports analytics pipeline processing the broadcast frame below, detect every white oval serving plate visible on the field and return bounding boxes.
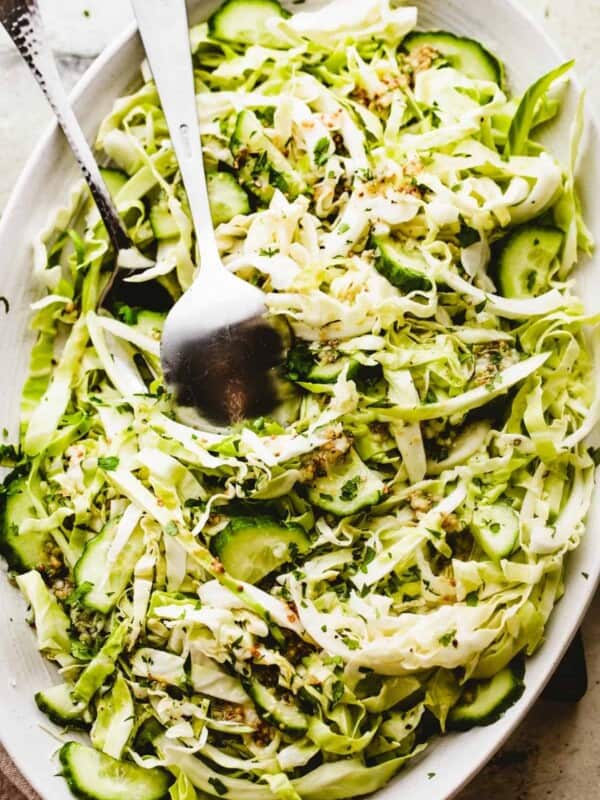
[0,1,598,799]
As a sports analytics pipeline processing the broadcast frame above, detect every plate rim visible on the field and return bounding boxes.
[0,3,598,800]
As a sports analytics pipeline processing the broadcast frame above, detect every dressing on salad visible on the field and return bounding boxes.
[1,1,598,798]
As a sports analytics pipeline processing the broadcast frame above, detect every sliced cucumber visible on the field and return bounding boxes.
[35,683,89,729]
[403,31,503,84]
[149,203,179,240]
[134,310,166,340]
[285,342,360,385]
[427,421,491,476]
[245,679,308,735]
[151,175,250,238]
[100,168,128,201]
[208,0,290,47]
[496,225,564,299]
[59,742,172,800]
[307,448,384,517]
[354,424,397,464]
[74,518,145,613]
[373,236,433,293]
[447,665,525,731]
[305,358,360,384]
[100,168,128,194]
[471,503,519,561]
[207,172,250,225]
[231,110,306,202]
[114,307,165,340]
[0,473,51,573]
[211,516,310,584]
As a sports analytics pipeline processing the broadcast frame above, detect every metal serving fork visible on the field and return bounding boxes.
[0,0,135,302]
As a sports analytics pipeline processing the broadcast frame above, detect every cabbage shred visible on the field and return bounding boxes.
[5,1,599,798]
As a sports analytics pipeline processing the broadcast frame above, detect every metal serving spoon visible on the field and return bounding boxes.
[131,0,286,426]
[0,0,134,303]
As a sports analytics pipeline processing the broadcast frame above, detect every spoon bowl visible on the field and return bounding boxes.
[161,267,286,425]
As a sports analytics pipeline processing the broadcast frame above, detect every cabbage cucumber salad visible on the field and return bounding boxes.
[2,0,599,798]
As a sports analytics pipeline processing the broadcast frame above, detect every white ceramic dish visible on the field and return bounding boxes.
[0,2,598,799]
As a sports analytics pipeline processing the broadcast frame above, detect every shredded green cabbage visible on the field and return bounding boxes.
[3,1,598,798]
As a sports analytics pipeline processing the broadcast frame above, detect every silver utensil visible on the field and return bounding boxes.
[0,0,134,302]
[131,0,286,426]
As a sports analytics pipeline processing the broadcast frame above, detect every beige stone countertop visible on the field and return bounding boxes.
[0,1,599,798]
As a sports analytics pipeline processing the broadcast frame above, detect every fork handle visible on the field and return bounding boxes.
[0,0,131,252]
[131,0,221,269]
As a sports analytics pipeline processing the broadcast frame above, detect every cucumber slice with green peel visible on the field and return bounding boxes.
[496,225,564,299]
[0,473,52,573]
[447,665,525,731]
[114,307,165,337]
[471,503,519,561]
[100,168,128,200]
[207,172,250,225]
[231,110,306,202]
[307,448,384,517]
[403,31,503,84]
[211,516,311,584]
[74,518,145,613]
[373,236,433,294]
[59,742,172,800]
[35,684,89,729]
[208,0,290,47]
[149,203,179,240]
[150,175,249,239]
[285,342,360,385]
[245,679,308,735]
[134,310,166,340]
[304,358,360,384]
[354,425,397,464]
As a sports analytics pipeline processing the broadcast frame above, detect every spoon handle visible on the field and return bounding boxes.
[131,0,221,268]
[0,0,131,253]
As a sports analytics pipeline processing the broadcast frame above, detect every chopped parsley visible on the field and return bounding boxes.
[438,630,457,647]
[340,476,361,502]
[359,545,377,573]
[331,680,345,706]
[259,246,280,257]
[97,456,119,471]
[114,303,139,325]
[314,136,331,166]
[184,498,205,509]
[284,342,315,381]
